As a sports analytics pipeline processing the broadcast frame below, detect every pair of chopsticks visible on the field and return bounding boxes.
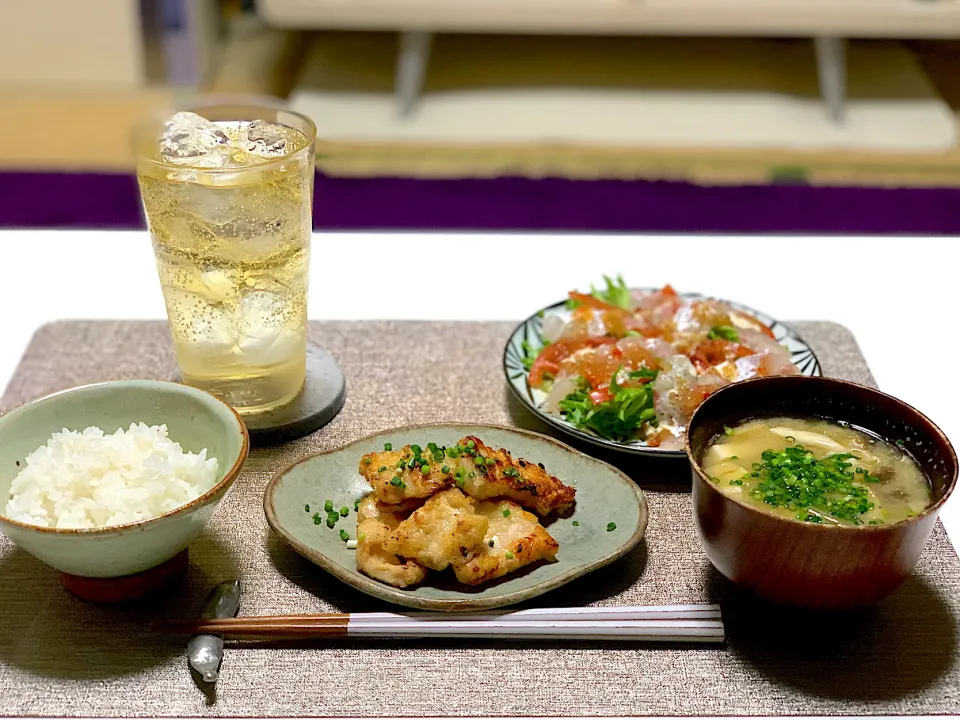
[156,603,724,643]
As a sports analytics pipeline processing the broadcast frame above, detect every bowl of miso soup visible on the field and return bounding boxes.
[686,375,957,609]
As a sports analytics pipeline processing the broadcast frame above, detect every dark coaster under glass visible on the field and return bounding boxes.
[240,344,347,446]
[174,344,346,447]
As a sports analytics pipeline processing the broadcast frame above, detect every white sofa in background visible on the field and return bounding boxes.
[257,0,960,120]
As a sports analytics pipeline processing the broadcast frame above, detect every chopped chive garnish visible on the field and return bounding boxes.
[442,465,450,473]
[324,500,333,512]
[397,459,406,469]
[485,457,495,466]
[378,466,387,472]
[731,446,882,524]
[339,506,349,517]
[505,551,514,560]
[785,436,796,443]
[354,498,361,511]
[390,476,404,487]
[384,442,392,451]
[572,520,579,526]
[503,509,511,517]
[466,440,476,449]
[339,529,349,542]
[474,456,485,466]
[427,442,438,452]
[455,477,465,488]
[607,522,617,532]
[312,512,321,525]
[362,458,371,464]
[358,532,366,541]
[304,503,310,513]
[724,426,734,436]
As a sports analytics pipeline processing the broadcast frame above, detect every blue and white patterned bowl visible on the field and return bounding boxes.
[503,289,822,457]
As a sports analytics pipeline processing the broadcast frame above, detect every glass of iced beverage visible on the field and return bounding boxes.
[136,101,315,415]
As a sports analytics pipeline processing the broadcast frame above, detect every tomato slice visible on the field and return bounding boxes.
[589,388,614,404]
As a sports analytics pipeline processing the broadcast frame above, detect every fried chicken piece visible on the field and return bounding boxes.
[356,493,423,520]
[359,446,453,505]
[452,499,559,585]
[356,494,415,524]
[450,436,576,516]
[384,488,488,571]
[355,495,428,588]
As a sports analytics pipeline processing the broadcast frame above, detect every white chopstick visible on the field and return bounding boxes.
[346,618,724,642]
[364,604,721,622]
[346,605,724,643]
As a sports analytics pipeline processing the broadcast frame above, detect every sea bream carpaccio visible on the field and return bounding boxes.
[527,280,800,450]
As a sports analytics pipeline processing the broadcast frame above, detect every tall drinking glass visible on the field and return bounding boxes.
[136,101,315,415]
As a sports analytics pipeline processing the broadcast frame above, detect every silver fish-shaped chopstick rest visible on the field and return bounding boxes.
[187,579,241,683]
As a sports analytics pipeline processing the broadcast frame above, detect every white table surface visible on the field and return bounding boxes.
[0,230,958,720]
[0,230,957,544]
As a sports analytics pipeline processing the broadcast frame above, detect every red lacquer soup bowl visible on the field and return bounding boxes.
[685,376,957,610]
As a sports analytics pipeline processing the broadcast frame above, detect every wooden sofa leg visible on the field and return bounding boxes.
[395,30,433,118]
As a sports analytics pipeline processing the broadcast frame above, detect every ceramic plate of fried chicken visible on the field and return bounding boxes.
[264,424,647,611]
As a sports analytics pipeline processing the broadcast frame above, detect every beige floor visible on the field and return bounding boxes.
[1,18,959,187]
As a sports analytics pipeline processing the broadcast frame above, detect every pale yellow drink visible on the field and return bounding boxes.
[137,104,315,414]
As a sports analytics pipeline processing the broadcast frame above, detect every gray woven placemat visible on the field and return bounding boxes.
[0,320,958,718]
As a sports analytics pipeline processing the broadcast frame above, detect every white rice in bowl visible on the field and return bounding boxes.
[4,423,220,529]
